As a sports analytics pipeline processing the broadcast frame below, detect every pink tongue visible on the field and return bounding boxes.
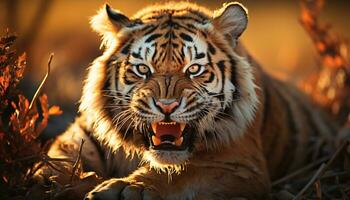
[155,123,181,138]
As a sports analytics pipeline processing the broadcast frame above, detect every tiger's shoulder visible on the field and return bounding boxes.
[237,44,337,179]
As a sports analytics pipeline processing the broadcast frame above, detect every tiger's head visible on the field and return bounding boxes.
[81,2,258,173]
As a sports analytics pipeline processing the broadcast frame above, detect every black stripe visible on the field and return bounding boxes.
[185,23,196,30]
[145,33,162,43]
[123,76,136,85]
[164,31,175,39]
[133,105,153,115]
[199,30,208,38]
[151,43,158,61]
[180,43,185,58]
[120,39,134,55]
[137,99,151,109]
[195,52,205,59]
[176,23,196,34]
[204,72,215,84]
[208,42,216,55]
[131,52,142,59]
[187,46,193,61]
[207,53,212,63]
[229,59,238,87]
[126,68,137,75]
[179,32,193,42]
[229,59,239,98]
[102,70,111,93]
[194,45,205,59]
[143,25,159,35]
[164,76,171,97]
[217,60,226,93]
[160,42,167,48]
[114,62,120,90]
[185,103,201,113]
[173,15,204,24]
[162,18,179,29]
[185,91,196,103]
[186,97,196,107]
[195,108,209,121]
[172,43,179,48]
[173,52,183,64]
[126,85,136,94]
[145,47,150,60]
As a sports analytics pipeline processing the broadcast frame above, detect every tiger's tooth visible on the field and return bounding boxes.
[152,136,161,146]
[151,123,157,133]
[180,123,186,132]
[157,121,179,125]
[175,136,183,146]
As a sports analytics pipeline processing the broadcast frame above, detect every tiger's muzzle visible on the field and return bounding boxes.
[149,98,192,151]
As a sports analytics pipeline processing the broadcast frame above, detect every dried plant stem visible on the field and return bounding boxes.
[315,179,322,199]
[272,156,329,186]
[11,153,74,164]
[292,140,349,199]
[70,139,85,183]
[29,53,53,110]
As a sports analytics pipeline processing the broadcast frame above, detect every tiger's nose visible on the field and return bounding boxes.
[155,99,179,114]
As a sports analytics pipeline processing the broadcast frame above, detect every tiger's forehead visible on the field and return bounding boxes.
[132,2,212,23]
[127,17,209,73]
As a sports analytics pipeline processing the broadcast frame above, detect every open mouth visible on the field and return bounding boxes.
[149,121,189,151]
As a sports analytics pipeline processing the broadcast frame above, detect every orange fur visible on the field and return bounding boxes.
[35,2,337,199]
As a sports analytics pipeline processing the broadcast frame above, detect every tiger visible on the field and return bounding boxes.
[35,1,337,200]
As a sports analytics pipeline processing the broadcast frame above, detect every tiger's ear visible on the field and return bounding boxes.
[213,2,248,40]
[90,4,131,44]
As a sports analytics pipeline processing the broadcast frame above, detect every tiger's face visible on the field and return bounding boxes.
[83,2,258,172]
[118,24,235,167]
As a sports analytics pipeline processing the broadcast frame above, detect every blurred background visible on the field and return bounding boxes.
[0,0,349,137]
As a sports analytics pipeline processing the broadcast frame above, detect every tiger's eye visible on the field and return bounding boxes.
[136,64,150,75]
[187,64,200,74]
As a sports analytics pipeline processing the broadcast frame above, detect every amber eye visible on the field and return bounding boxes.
[135,64,150,76]
[186,64,204,77]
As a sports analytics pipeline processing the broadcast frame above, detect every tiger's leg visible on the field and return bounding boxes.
[33,116,142,199]
[85,162,270,200]
[33,116,107,198]
[85,138,271,200]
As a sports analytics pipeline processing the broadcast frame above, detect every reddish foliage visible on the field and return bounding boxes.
[271,1,350,199]
[0,32,62,197]
[299,0,350,126]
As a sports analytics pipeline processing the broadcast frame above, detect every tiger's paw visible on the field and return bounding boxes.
[84,178,162,200]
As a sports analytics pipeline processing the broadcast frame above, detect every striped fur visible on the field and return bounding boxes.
[36,2,337,199]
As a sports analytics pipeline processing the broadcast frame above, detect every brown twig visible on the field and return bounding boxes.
[45,161,66,175]
[320,171,349,179]
[29,53,53,110]
[4,153,74,164]
[28,161,44,178]
[70,139,85,184]
[292,140,349,199]
[293,163,326,200]
[315,180,322,199]
[272,156,329,186]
